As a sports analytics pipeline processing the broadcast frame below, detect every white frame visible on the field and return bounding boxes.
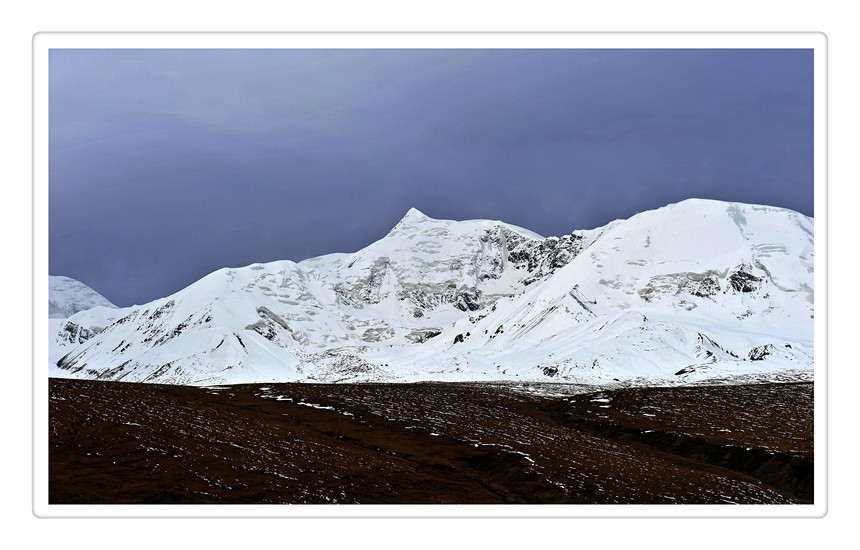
[32,32,827,518]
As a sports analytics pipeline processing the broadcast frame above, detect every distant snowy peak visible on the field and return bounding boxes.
[49,276,122,367]
[49,276,117,319]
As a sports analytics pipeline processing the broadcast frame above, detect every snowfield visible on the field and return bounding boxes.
[49,275,117,319]
[48,199,814,386]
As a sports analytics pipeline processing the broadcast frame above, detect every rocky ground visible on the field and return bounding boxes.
[48,378,813,504]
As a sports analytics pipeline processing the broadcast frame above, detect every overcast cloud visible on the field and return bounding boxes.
[49,49,813,306]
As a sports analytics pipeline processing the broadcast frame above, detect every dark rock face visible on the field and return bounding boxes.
[730,269,762,293]
[504,231,586,286]
[59,321,99,345]
[246,321,277,341]
[149,300,175,320]
[749,344,776,361]
[694,275,721,298]
[394,286,484,313]
[454,289,481,312]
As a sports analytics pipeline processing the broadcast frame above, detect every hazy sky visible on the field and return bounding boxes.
[49,49,814,306]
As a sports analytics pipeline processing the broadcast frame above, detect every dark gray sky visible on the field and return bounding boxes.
[49,49,814,307]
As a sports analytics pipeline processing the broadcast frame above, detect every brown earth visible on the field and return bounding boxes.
[48,378,813,504]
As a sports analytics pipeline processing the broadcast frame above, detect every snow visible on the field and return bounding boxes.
[49,275,117,319]
[48,199,814,386]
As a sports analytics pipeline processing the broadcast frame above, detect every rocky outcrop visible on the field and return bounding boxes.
[503,229,585,285]
[59,321,100,345]
[749,344,776,361]
[729,268,762,293]
[693,275,721,298]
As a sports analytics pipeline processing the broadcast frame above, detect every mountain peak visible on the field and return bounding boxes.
[401,207,430,222]
[390,208,433,232]
[49,275,117,319]
[50,199,814,386]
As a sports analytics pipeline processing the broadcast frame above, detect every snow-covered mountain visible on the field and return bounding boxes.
[49,199,815,386]
[48,276,120,367]
[49,275,116,319]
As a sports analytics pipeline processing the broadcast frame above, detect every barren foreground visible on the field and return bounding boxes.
[48,379,813,504]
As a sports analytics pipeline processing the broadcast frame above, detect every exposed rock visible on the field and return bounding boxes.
[58,321,106,345]
[749,344,776,361]
[245,320,277,341]
[640,270,725,302]
[361,327,395,343]
[48,200,814,386]
[149,300,175,320]
[694,275,721,298]
[256,306,292,332]
[730,269,762,293]
[405,328,442,344]
[506,232,585,280]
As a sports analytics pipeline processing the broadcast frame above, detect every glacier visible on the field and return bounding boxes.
[49,275,117,319]
[48,199,815,386]
[48,276,120,368]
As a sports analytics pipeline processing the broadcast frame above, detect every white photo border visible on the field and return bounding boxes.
[32,31,827,518]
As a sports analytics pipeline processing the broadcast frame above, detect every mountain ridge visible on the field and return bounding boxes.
[49,198,814,386]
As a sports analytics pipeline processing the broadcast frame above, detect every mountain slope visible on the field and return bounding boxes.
[49,275,117,319]
[48,276,121,367]
[50,199,815,386]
